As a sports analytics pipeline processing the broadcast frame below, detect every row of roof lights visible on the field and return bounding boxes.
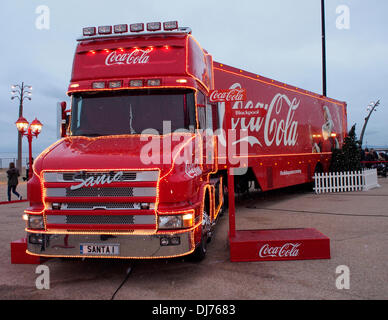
[87,45,170,55]
[83,21,179,36]
[70,78,188,90]
[91,79,162,89]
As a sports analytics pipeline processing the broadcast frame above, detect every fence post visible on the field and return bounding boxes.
[350,171,354,192]
[317,173,321,194]
[329,172,333,193]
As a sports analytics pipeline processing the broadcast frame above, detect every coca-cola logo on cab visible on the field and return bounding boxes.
[258,243,301,258]
[105,49,152,66]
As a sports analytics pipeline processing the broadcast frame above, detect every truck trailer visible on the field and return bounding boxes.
[24,21,347,261]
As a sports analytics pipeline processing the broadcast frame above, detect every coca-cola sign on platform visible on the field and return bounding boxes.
[258,243,301,258]
[105,49,152,66]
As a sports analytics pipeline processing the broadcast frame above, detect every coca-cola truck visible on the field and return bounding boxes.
[24,21,347,261]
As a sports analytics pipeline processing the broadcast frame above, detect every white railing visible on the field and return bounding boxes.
[0,158,30,169]
[363,168,381,191]
[313,169,380,194]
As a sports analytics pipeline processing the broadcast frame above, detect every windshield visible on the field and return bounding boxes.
[70,89,196,136]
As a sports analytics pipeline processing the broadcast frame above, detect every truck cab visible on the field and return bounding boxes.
[26,22,224,261]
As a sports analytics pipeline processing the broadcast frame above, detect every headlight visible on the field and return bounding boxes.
[28,215,44,230]
[158,214,193,229]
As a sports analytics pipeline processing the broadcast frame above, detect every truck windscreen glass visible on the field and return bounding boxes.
[70,89,196,136]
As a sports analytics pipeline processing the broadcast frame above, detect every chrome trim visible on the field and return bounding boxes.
[43,171,159,183]
[27,231,194,258]
[46,214,155,225]
[58,202,145,211]
[46,187,156,198]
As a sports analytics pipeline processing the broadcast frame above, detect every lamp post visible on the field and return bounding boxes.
[15,117,43,180]
[359,100,381,148]
[321,0,327,97]
[11,82,33,171]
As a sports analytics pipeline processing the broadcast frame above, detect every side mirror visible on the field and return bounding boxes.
[57,101,70,138]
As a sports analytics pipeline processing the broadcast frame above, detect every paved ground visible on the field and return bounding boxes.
[0,179,387,300]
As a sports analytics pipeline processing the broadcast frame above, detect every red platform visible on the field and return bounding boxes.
[229,228,330,262]
[10,238,43,264]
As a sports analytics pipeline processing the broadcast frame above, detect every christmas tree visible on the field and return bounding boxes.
[330,124,362,172]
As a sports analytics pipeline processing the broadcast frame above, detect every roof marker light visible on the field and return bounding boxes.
[163,21,178,31]
[98,25,112,34]
[147,22,161,31]
[92,81,106,89]
[83,27,96,36]
[147,79,161,86]
[129,80,144,87]
[114,24,128,33]
[109,80,123,89]
[130,23,144,32]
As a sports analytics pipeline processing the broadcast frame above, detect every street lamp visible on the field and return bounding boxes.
[11,82,33,171]
[15,117,43,180]
[321,0,327,97]
[359,100,381,147]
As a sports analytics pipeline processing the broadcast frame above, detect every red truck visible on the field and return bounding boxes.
[24,21,347,261]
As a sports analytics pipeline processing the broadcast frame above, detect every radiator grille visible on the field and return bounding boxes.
[66,187,134,197]
[46,214,155,225]
[66,215,135,225]
[44,170,159,230]
[63,202,138,210]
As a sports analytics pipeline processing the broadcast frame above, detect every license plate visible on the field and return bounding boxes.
[80,243,120,256]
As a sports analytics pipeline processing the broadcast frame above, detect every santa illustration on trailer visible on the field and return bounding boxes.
[312,105,340,153]
[322,105,339,151]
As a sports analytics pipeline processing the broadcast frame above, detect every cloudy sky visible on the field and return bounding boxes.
[1,0,387,157]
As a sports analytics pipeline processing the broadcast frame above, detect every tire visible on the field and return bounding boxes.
[190,233,207,262]
[188,209,210,262]
[221,183,228,212]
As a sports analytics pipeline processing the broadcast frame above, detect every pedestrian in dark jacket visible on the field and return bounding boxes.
[7,162,22,201]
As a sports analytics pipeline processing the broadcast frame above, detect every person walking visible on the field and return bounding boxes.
[7,162,22,201]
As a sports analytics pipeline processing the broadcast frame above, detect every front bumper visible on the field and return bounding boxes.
[26,230,195,259]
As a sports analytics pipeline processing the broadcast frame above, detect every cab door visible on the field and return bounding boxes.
[196,91,216,174]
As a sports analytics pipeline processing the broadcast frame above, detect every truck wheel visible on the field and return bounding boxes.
[189,210,210,262]
[221,184,228,213]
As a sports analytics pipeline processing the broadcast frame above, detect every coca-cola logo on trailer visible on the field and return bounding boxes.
[218,83,300,148]
[105,49,152,66]
[258,243,301,258]
[209,88,246,103]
